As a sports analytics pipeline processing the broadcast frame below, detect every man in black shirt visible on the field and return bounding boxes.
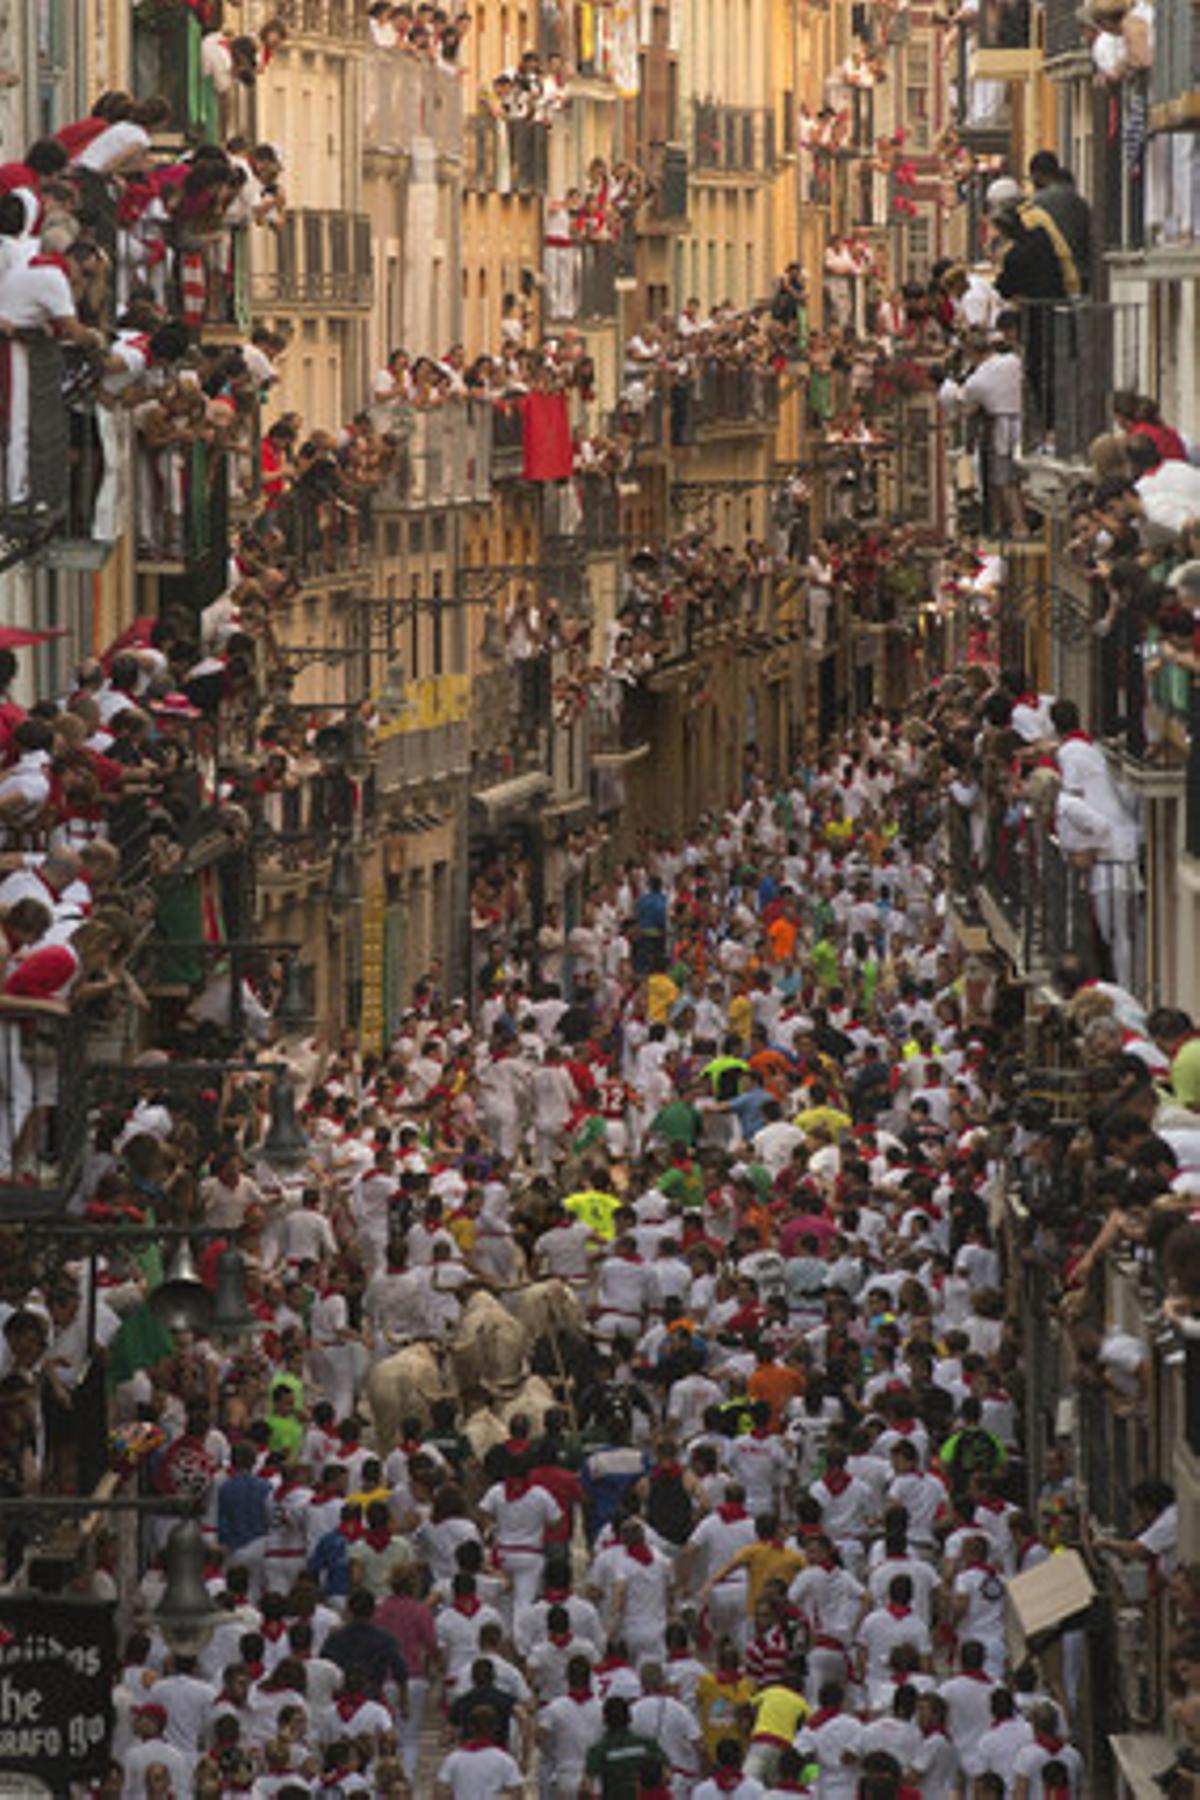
[321,1588,408,1701]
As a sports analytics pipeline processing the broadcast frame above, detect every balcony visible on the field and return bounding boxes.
[970,0,1040,77]
[1019,299,1144,465]
[466,114,549,196]
[0,1009,88,1220]
[166,225,251,334]
[646,143,690,225]
[1045,0,1088,62]
[671,364,780,443]
[364,53,465,159]
[253,765,356,889]
[1151,0,1200,127]
[544,239,617,322]
[491,404,526,480]
[253,0,362,38]
[374,404,494,509]
[692,102,777,177]
[132,2,217,143]
[0,335,68,543]
[252,210,373,311]
[134,438,230,611]
[271,479,372,582]
[542,473,620,552]
[470,658,552,799]
[377,675,471,793]
[1101,74,1149,251]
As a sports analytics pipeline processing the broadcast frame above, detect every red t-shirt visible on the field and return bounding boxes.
[4,944,78,1001]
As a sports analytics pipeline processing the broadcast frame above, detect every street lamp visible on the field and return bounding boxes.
[147,1239,213,1336]
[259,1063,310,1168]
[155,1518,219,1654]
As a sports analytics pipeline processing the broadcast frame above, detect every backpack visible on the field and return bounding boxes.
[646,1461,694,1546]
[946,1426,998,1494]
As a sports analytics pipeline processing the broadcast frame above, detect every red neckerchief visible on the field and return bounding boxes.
[261,1620,287,1642]
[809,1707,842,1731]
[960,1668,992,1683]
[617,1249,642,1264]
[454,1595,481,1617]
[976,1496,1007,1514]
[1035,1732,1064,1754]
[1059,729,1092,745]
[504,1476,529,1502]
[750,1426,770,1441]
[242,1660,264,1680]
[567,1686,594,1704]
[461,1738,499,1751]
[543,1587,570,1604]
[364,1527,392,1552]
[886,1603,912,1620]
[822,1468,851,1496]
[717,1502,748,1523]
[311,1488,340,1505]
[625,1541,653,1566]
[338,1520,364,1543]
[713,1778,745,1796]
[654,1461,684,1480]
[594,1656,630,1675]
[549,1630,572,1648]
[335,1693,367,1722]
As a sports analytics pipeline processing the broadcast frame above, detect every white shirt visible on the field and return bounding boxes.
[436,1743,524,1798]
[631,1692,702,1775]
[480,1480,562,1550]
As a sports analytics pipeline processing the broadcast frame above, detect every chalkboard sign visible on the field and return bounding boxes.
[0,1597,116,1789]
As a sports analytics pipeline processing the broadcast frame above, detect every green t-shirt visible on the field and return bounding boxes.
[267,1411,304,1455]
[584,1728,660,1798]
[650,1100,701,1148]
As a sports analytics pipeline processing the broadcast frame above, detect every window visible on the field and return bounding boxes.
[432,570,445,676]
[409,577,422,680]
[904,43,931,152]
[906,212,933,282]
[409,519,425,553]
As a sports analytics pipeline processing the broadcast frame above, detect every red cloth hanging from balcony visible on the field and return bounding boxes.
[521,390,572,482]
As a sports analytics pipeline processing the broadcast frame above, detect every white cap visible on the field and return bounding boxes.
[986,176,1023,215]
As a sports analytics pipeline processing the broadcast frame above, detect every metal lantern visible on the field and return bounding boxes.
[156,1518,218,1652]
[147,1239,214,1336]
[259,1063,309,1168]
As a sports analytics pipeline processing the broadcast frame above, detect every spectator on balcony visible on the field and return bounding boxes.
[1085,0,1154,84]
[1094,1477,1178,1577]
[987,176,1078,443]
[949,333,1028,539]
[1114,390,1187,468]
[1028,152,1093,293]
[1025,764,1140,987]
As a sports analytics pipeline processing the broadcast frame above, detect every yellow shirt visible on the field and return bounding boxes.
[563,1189,621,1241]
[646,971,679,1025]
[697,1672,756,1756]
[753,1683,810,1739]
[727,993,754,1043]
[730,1540,807,1614]
[793,1104,853,1138]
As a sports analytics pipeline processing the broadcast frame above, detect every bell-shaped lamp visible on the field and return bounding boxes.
[147,1239,214,1336]
[260,1063,309,1168]
[274,953,310,1032]
[156,1518,218,1653]
[210,1248,257,1338]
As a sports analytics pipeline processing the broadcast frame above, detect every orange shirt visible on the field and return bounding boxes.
[766,916,798,964]
[747,1362,807,1429]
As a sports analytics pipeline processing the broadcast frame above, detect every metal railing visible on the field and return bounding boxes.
[1101,74,1148,252]
[252,210,373,308]
[975,0,1034,48]
[681,364,780,435]
[1019,299,1143,462]
[542,474,620,550]
[134,437,229,575]
[1152,0,1200,107]
[364,53,465,157]
[255,0,363,37]
[648,144,689,222]
[2,336,68,523]
[544,239,617,322]
[373,403,494,509]
[1045,0,1085,58]
[377,720,470,791]
[692,102,776,174]
[491,404,526,478]
[254,766,357,875]
[466,115,549,195]
[0,1008,88,1218]
[270,476,372,579]
[166,224,251,331]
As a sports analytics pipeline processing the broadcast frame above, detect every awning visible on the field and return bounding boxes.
[471,771,552,831]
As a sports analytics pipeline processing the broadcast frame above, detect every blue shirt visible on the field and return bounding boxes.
[309,1525,352,1597]
[217,1471,272,1552]
[728,1085,771,1138]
